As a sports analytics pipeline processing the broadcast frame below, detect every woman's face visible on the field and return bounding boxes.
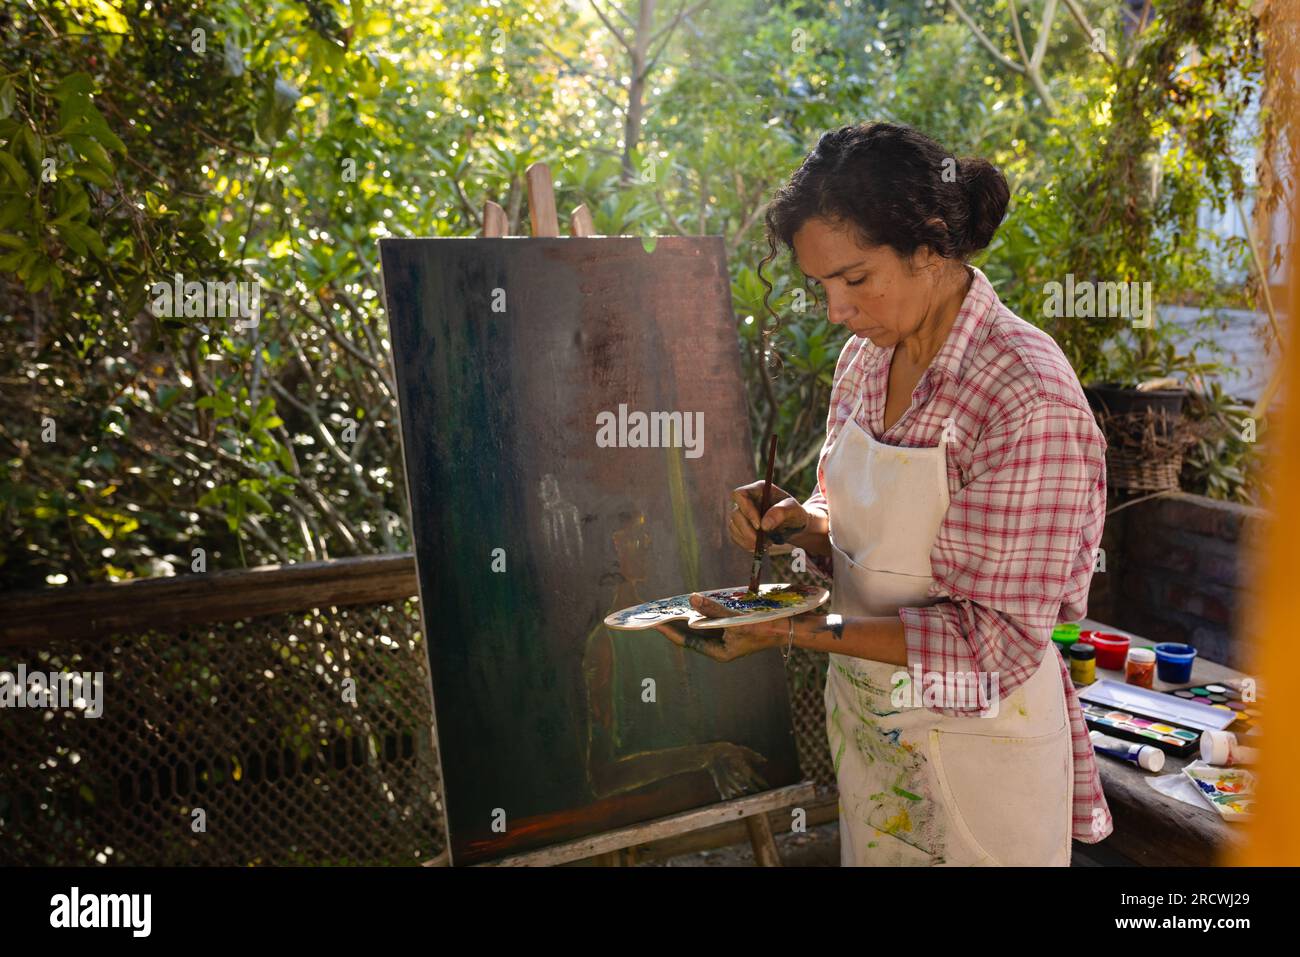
[791,216,938,347]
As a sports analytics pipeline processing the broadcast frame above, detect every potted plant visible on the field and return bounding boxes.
[1084,323,1220,494]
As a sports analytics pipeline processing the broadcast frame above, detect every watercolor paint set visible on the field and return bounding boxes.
[1081,702,1202,756]
[1164,681,1262,737]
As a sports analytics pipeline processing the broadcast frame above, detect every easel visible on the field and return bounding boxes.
[447,162,817,867]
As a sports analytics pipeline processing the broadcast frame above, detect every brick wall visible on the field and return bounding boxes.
[1086,492,1267,669]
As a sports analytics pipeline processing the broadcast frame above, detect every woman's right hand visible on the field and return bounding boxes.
[728,480,809,555]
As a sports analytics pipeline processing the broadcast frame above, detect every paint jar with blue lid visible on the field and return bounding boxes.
[1154,642,1197,684]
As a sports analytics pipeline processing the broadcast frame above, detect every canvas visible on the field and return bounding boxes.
[379,236,803,864]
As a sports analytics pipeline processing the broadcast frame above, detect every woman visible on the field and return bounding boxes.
[654,122,1113,866]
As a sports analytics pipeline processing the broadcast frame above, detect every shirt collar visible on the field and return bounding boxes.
[928,264,997,386]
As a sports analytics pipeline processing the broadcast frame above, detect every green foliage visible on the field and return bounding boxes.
[1,0,578,587]
[993,0,1263,384]
[1181,378,1267,504]
[0,0,1273,589]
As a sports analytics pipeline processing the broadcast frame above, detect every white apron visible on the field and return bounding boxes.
[823,391,1073,866]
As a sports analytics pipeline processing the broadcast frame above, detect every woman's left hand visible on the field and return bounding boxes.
[650,593,787,662]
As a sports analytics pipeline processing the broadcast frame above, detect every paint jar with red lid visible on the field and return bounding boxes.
[1079,630,1130,671]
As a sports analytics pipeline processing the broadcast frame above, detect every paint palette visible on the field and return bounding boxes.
[1182,764,1255,820]
[604,583,829,631]
[1164,682,1262,738]
[1082,702,1202,755]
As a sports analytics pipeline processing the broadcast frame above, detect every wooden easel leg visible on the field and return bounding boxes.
[746,812,782,867]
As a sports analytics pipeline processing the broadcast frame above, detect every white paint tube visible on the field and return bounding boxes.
[1089,730,1165,772]
[1200,729,1259,766]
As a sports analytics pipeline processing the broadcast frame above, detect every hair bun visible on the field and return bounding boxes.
[957,157,1010,255]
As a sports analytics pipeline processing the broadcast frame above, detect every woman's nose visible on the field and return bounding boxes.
[826,290,855,326]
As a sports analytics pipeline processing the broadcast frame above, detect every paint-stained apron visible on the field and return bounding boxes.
[823,391,1073,866]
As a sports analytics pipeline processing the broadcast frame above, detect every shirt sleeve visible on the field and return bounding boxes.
[798,339,863,583]
[802,474,833,582]
[897,396,1107,718]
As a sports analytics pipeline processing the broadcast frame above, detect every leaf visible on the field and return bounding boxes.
[27,260,51,292]
[0,150,30,188]
[79,139,114,176]
[156,384,181,410]
[195,394,236,417]
[0,80,14,120]
[15,127,42,175]
[83,513,113,539]
[0,198,26,229]
[56,93,92,137]
[68,162,110,188]
[54,73,94,99]
[56,221,88,256]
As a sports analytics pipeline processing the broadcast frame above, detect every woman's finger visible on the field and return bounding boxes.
[652,619,690,643]
[728,511,757,550]
[730,486,761,530]
[654,620,727,660]
[761,497,807,535]
[683,632,727,660]
[690,592,741,618]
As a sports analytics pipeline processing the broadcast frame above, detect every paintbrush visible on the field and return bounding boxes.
[748,433,779,596]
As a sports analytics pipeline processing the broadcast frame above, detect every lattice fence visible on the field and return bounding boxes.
[0,597,443,866]
[775,554,836,790]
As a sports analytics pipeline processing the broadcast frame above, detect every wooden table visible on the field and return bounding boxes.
[1073,619,1251,866]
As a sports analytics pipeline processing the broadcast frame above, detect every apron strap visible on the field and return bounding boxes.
[848,390,866,432]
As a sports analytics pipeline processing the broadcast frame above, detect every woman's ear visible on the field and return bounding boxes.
[907,240,944,275]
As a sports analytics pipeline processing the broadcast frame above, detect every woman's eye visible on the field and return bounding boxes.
[846,276,866,287]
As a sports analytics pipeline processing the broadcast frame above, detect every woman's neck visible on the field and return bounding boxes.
[897,263,973,367]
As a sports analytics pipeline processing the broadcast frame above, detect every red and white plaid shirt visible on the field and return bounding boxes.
[803,265,1113,844]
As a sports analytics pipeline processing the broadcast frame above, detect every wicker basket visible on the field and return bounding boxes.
[1104,447,1184,492]
[1085,384,1190,494]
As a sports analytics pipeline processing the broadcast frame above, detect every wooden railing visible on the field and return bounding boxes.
[0,553,419,645]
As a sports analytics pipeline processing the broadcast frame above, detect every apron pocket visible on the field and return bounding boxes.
[930,723,1073,866]
[828,538,937,621]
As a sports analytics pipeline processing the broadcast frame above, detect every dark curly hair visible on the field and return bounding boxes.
[757,122,1010,326]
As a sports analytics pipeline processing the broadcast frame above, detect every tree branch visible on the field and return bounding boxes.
[589,0,633,53]
[948,0,1026,74]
